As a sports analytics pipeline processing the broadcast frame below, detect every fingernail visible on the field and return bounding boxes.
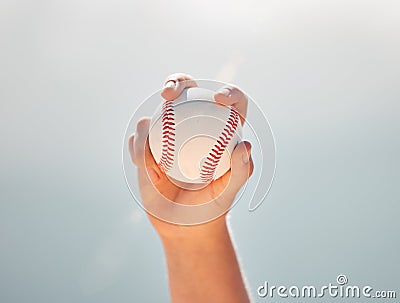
[216,88,231,97]
[164,80,176,89]
[136,118,150,136]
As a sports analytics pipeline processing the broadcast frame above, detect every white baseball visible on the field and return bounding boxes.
[149,87,242,186]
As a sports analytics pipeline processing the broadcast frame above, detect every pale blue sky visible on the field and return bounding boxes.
[1,0,399,302]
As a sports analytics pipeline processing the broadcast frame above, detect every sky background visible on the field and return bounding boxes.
[1,0,399,302]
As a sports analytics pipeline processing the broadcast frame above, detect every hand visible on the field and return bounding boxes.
[129,73,253,239]
[129,74,254,303]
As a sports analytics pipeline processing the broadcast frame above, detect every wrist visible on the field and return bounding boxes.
[156,215,229,248]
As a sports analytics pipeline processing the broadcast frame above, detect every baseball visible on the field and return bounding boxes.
[148,87,242,186]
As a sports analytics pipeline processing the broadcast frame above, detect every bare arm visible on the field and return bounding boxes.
[161,218,250,303]
[129,73,253,303]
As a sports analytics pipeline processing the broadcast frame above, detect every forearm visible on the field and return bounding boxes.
[160,217,251,303]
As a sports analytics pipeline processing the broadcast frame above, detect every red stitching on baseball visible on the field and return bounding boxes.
[158,100,175,172]
[200,107,240,183]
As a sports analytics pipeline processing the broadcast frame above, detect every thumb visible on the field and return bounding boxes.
[131,117,162,185]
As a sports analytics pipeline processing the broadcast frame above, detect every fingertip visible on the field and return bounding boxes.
[128,133,135,146]
[232,141,251,160]
[164,80,176,89]
[221,141,253,196]
[214,93,226,104]
[128,133,135,163]
[161,88,177,101]
[214,88,231,103]
[161,74,197,101]
[230,141,252,176]
[132,118,150,166]
[161,80,178,100]
[128,133,135,151]
[136,117,151,134]
[243,141,252,155]
[242,141,254,177]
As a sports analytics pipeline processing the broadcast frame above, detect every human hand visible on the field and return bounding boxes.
[129,73,253,240]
